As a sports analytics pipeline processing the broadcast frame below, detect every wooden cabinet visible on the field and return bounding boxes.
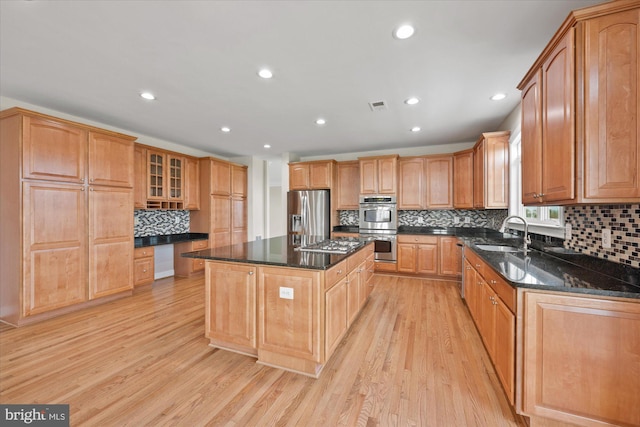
[325,275,348,358]
[191,158,248,249]
[147,149,166,201]
[335,161,360,209]
[453,149,474,208]
[518,2,640,204]
[288,160,335,190]
[134,246,154,286]
[133,145,147,209]
[167,154,184,202]
[88,186,134,300]
[206,262,257,355]
[464,248,516,405]
[439,236,461,277]
[359,155,398,195]
[473,131,509,209]
[398,157,424,209]
[0,107,135,326]
[522,291,640,426]
[397,235,438,275]
[144,149,186,209]
[174,239,207,277]
[425,155,453,208]
[183,156,200,210]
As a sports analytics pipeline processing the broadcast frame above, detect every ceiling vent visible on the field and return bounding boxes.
[368,100,387,111]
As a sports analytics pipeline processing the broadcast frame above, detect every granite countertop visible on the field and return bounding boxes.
[181,235,371,270]
[333,225,510,238]
[134,232,209,248]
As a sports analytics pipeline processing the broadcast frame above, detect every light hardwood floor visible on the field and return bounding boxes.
[1,274,526,426]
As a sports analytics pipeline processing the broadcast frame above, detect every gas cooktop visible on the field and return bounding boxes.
[295,238,364,254]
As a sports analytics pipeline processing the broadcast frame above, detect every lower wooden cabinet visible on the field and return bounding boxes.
[206,262,257,355]
[133,247,154,286]
[439,237,462,277]
[174,239,208,277]
[397,235,462,277]
[522,291,640,426]
[325,276,348,357]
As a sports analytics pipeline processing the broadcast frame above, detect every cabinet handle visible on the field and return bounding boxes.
[81,187,85,191]
[337,269,343,274]
[475,264,481,268]
[490,279,496,284]
[248,271,254,275]
[465,266,471,270]
[492,300,497,305]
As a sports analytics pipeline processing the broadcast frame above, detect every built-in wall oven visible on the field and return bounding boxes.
[359,195,397,262]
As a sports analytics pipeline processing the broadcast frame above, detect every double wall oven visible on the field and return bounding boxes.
[359,195,397,262]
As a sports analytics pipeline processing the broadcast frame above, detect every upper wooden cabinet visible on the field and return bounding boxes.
[359,155,398,195]
[133,145,147,209]
[288,160,335,190]
[518,2,640,204]
[453,149,474,208]
[473,131,509,209]
[425,155,453,209]
[398,157,424,209]
[183,156,200,210]
[88,131,134,188]
[335,161,360,210]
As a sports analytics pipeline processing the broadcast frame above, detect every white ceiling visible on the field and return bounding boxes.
[0,0,602,159]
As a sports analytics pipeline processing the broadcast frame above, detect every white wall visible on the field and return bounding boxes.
[299,141,475,162]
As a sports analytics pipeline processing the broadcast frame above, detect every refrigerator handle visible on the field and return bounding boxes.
[291,214,302,232]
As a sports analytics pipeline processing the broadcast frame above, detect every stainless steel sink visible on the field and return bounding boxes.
[475,244,521,253]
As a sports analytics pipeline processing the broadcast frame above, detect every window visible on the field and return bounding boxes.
[509,132,564,234]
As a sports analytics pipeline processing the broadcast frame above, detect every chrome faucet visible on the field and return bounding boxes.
[500,215,531,254]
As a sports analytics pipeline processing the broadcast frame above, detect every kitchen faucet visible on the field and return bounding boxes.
[499,215,531,254]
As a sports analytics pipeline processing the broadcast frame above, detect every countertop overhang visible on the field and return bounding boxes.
[134,232,209,248]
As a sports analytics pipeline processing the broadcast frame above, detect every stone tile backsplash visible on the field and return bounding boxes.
[564,204,639,268]
[339,209,509,229]
[134,210,190,237]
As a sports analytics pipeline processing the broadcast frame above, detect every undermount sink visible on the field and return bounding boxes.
[475,244,521,253]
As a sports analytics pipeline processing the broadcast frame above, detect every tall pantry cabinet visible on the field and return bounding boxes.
[0,108,135,326]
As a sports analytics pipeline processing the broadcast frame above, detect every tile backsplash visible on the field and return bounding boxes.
[339,209,509,229]
[134,210,190,237]
[564,204,639,268]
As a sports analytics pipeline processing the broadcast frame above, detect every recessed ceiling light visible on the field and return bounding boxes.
[490,93,507,101]
[411,126,421,132]
[394,24,415,40]
[140,92,156,100]
[315,118,326,125]
[221,126,231,133]
[258,68,273,79]
[264,144,271,149]
[405,97,420,105]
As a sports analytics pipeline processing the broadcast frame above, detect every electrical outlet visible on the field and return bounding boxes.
[602,229,612,249]
[417,217,424,224]
[565,223,572,240]
[464,217,471,224]
[454,217,460,224]
[279,287,294,300]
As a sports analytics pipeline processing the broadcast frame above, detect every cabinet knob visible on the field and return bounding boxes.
[415,238,418,242]
[337,269,343,274]
[143,269,147,273]
[466,267,471,270]
[475,264,481,268]
[490,279,496,284]
[248,271,254,275]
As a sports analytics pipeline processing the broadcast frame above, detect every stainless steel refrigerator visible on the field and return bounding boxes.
[287,190,330,240]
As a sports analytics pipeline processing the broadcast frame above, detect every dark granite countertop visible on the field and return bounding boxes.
[332,226,360,234]
[134,232,209,248]
[461,237,640,299]
[181,235,371,270]
[332,225,509,238]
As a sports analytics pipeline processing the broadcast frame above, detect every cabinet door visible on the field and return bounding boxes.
[309,161,332,189]
[473,141,485,208]
[22,115,87,183]
[211,194,231,248]
[206,262,257,351]
[398,157,424,209]
[416,243,438,275]
[463,260,478,322]
[484,135,509,208]
[231,196,247,246]
[22,182,87,315]
[133,146,147,209]
[478,280,496,360]
[542,29,575,202]
[346,269,360,325]
[88,186,133,299]
[425,156,453,208]
[521,71,544,205]
[494,297,515,406]
[167,155,184,201]
[357,260,368,309]
[211,159,231,195]
[147,151,166,200]
[289,163,309,190]
[453,150,474,208]
[397,243,416,273]
[184,157,200,210]
[439,237,461,276]
[583,9,640,201]
[336,161,360,209]
[377,157,397,194]
[258,267,321,363]
[359,159,378,194]
[231,164,247,197]
[134,257,154,286]
[325,276,348,358]
[88,132,134,188]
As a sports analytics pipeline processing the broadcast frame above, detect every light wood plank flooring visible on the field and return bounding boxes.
[1,274,526,426]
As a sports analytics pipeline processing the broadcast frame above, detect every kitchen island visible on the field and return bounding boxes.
[182,236,374,377]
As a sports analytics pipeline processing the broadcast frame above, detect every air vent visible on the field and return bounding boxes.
[368,100,387,111]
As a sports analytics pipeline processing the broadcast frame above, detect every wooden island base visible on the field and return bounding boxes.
[203,243,374,378]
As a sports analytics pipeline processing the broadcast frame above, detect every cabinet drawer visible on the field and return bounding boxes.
[464,248,485,277]
[134,258,154,285]
[326,260,347,290]
[192,258,206,272]
[484,268,516,313]
[191,239,208,250]
[398,234,438,244]
[134,246,154,259]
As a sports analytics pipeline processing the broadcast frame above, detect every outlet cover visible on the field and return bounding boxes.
[454,217,460,224]
[417,217,424,224]
[464,217,471,224]
[565,223,572,239]
[602,229,612,249]
[279,287,294,300]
